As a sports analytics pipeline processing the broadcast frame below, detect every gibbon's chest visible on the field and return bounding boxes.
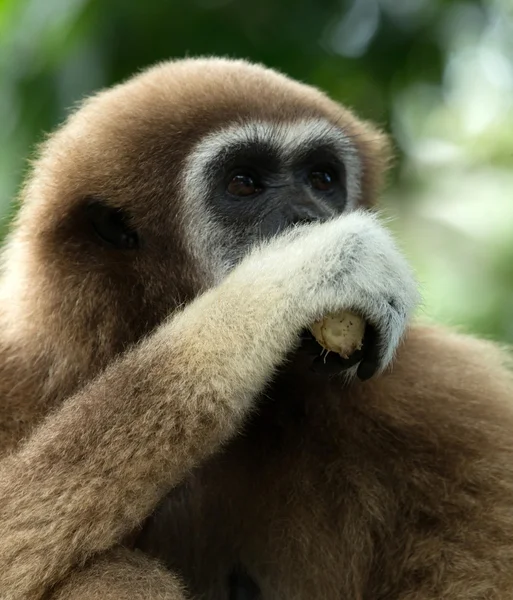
[137,366,370,599]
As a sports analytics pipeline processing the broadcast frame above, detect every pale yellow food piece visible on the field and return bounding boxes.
[310,311,365,359]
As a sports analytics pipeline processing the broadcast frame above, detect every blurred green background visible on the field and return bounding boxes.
[1,0,512,342]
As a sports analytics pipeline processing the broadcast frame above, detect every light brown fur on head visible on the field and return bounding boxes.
[0,57,512,600]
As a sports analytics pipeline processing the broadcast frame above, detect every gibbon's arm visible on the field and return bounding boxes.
[0,211,418,599]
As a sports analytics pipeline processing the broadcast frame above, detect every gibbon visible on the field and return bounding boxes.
[0,58,512,600]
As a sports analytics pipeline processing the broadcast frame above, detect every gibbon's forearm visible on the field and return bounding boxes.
[0,262,308,599]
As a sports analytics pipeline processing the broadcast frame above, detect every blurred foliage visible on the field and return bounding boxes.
[1,0,512,342]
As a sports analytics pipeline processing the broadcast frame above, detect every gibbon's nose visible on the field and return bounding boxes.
[285,199,334,228]
[258,193,335,239]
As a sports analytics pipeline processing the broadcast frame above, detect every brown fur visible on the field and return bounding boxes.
[0,58,513,600]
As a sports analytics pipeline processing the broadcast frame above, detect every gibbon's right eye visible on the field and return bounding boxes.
[86,201,139,250]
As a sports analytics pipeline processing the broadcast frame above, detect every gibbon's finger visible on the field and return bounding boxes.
[299,329,325,356]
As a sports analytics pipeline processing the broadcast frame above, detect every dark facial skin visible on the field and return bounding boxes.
[203,139,347,244]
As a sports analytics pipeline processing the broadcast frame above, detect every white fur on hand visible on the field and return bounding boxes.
[236,210,420,375]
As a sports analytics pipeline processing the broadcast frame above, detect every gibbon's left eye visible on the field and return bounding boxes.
[86,201,139,250]
[226,171,262,198]
[309,169,337,192]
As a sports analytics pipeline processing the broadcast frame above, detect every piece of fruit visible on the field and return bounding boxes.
[310,311,365,359]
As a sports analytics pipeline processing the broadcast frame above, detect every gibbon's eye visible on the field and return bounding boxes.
[86,201,139,250]
[309,168,337,192]
[226,172,262,198]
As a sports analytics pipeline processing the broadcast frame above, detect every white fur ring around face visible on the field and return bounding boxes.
[309,311,366,359]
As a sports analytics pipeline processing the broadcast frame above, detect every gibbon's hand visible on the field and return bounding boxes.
[231,210,420,381]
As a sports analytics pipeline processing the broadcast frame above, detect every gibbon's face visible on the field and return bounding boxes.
[183,119,363,267]
[11,58,390,348]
